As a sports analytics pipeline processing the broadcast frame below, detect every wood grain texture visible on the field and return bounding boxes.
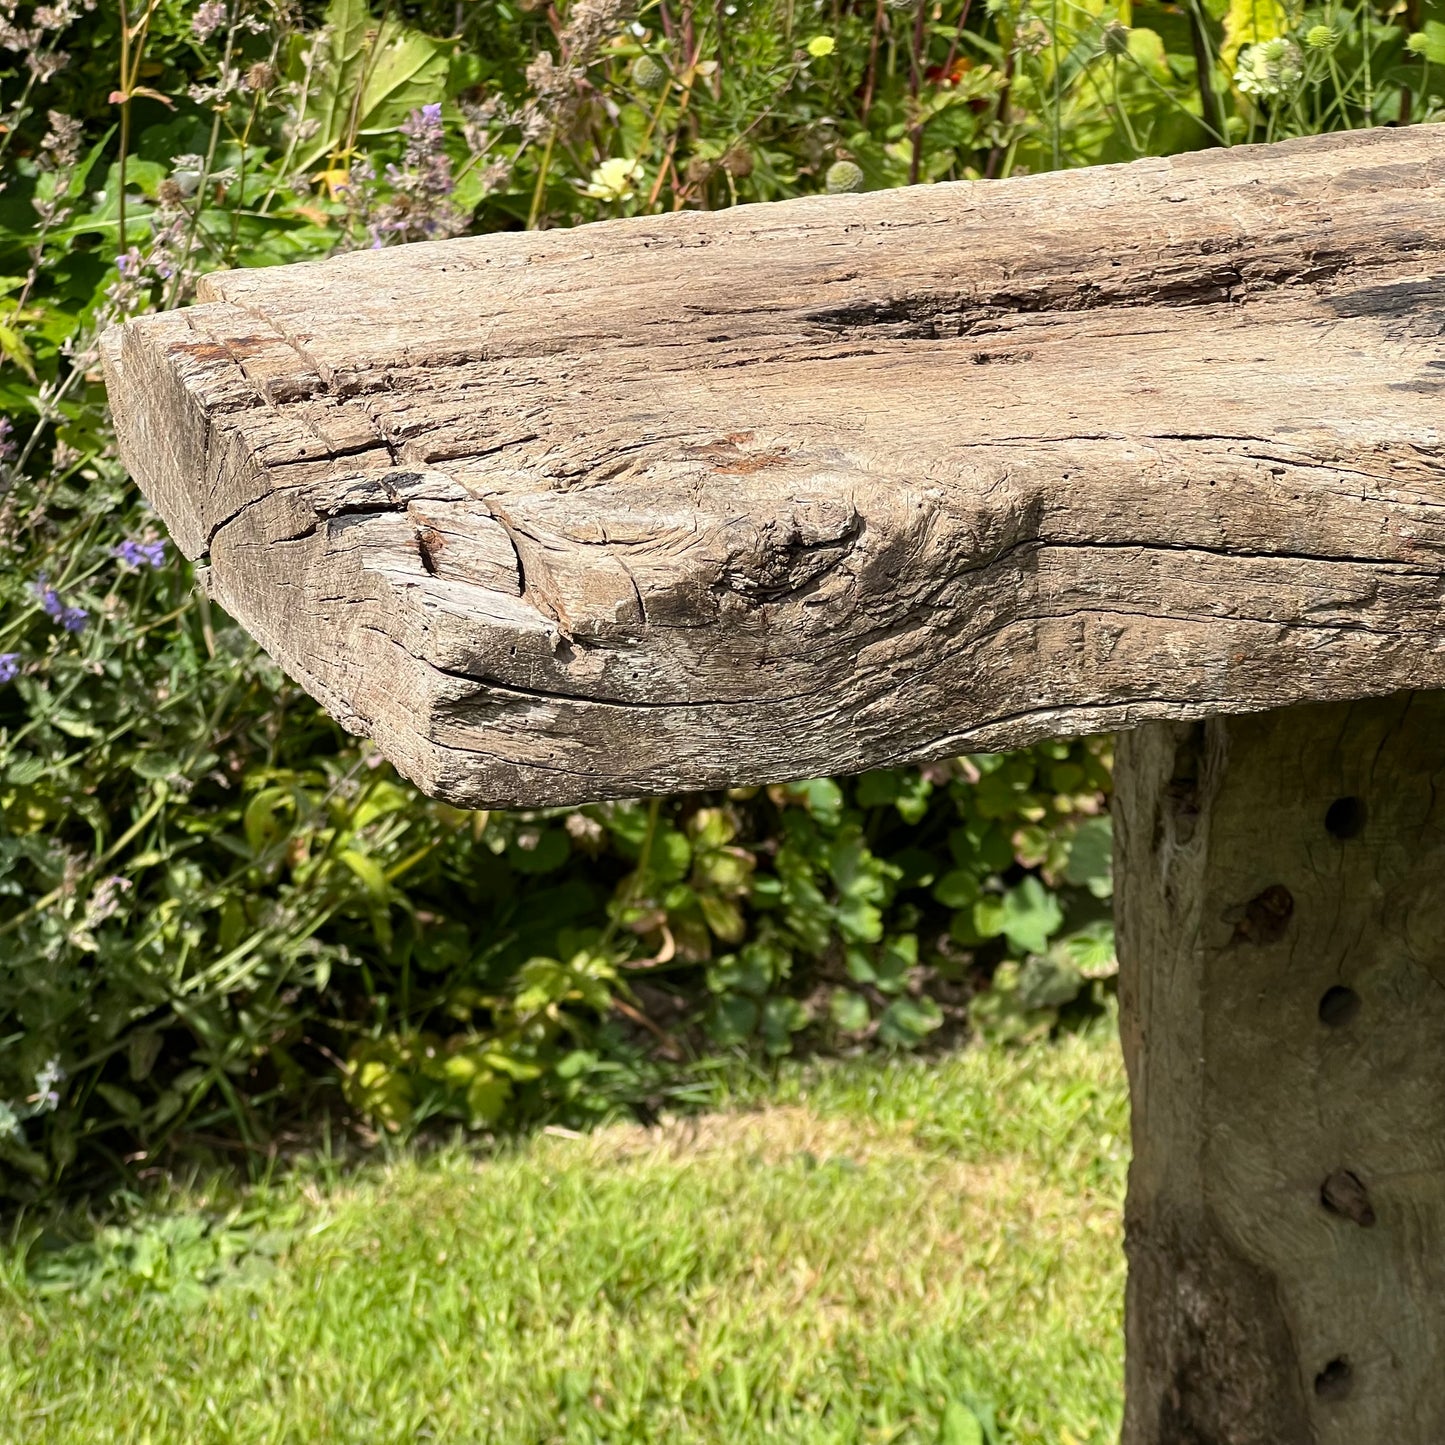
[1117,694,1445,1444]
[104,125,1445,807]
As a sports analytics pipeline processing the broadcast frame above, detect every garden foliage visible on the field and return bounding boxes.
[0,0,1434,1198]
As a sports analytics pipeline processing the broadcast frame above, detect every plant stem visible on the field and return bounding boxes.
[1185,0,1227,146]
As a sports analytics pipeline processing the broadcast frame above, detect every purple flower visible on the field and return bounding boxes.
[32,575,88,633]
[0,653,20,685]
[114,538,168,569]
[33,577,63,620]
[115,248,143,278]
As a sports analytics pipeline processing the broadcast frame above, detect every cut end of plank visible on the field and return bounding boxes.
[104,127,1445,807]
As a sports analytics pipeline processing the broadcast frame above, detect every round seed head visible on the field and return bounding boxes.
[1101,21,1131,57]
[824,159,865,194]
[630,54,667,90]
[722,145,754,179]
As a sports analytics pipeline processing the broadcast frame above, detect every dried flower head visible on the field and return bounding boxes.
[192,0,226,40]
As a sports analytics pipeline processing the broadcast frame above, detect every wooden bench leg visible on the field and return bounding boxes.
[1115,695,1445,1444]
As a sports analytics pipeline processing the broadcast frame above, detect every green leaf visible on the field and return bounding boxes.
[1063,815,1113,899]
[855,770,900,808]
[785,778,844,826]
[339,848,388,900]
[933,867,981,909]
[698,891,747,943]
[998,876,1064,956]
[878,995,943,1048]
[829,988,870,1031]
[96,1083,143,1124]
[1015,952,1084,1010]
[465,1072,512,1128]
[1062,919,1118,978]
[1413,22,1445,65]
[873,932,917,994]
[506,827,570,874]
[706,993,759,1044]
[644,826,692,883]
[243,786,294,855]
[760,996,809,1055]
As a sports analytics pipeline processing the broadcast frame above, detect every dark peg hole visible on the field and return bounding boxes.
[1314,1357,1353,1403]
[1319,986,1362,1029]
[1321,1169,1376,1228]
[1230,885,1294,946]
[1325,796,1367,841]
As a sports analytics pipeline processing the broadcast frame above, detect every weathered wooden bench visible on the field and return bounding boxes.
[105,124,1445,1442]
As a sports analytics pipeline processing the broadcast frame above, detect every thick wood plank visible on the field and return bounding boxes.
[105,126,1445,806]
[1116,693,1445,1443]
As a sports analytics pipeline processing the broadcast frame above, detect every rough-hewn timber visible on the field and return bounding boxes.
[104,125,1445,807]
[1116,693,1445,1444]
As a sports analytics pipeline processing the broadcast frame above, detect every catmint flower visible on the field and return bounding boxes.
[116,248,143,277]
[114,538,168,568]
[32,576,88,633]
[85,875,132,926]
[0,653,20,685]
[192,0,226,40]
[0,414,14,462]
[1234,38,1304,99]
[32,1057,65,1112]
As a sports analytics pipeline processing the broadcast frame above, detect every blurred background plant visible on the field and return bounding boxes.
[0,0,1434,1202]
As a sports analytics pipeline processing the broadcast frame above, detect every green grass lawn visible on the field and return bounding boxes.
[0,1024,1128,1445]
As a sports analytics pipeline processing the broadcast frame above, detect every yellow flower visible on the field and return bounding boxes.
[585,157,644,202]
[806,35,836,57]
